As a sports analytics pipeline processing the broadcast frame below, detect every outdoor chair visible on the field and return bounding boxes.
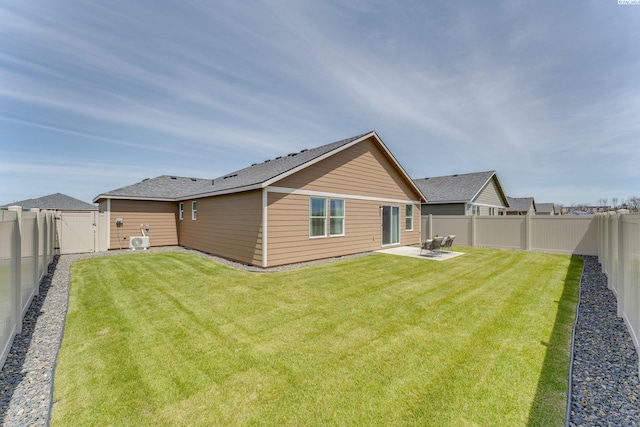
[432,236,444,254]
[421,239,434,256]
[440,235,456,252]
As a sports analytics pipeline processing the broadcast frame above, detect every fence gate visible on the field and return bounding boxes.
[55,211,107,254]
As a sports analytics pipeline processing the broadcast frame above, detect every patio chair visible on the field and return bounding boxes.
[421,239,434,256]
[432,236,444,254]
[440,235,455,252]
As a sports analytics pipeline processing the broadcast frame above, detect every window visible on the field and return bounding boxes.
[405,204,413,231]
[489,207,495,216]
[472,205,481,216]
[309,197,326,237]
[179,202,184,220]
[330,199,345,236]
[191,201,197,220]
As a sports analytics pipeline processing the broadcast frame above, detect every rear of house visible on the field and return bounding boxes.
[94,132,426,267]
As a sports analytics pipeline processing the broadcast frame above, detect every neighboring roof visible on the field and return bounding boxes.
[506,197,536,212]
[94,131,426,203]
[1,193,97,211]
[412,171,508,205]
[537,203,556,214]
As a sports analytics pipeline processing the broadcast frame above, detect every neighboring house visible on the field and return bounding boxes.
[412,171,509,216]
[536,203,557,215]
[506,197,536,215]
[94,131,426,268]
[1,193,97,211]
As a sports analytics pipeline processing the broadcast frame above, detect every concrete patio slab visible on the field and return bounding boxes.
[376,245,464,261]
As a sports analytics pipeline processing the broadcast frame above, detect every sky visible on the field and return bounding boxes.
[1,0,639,208]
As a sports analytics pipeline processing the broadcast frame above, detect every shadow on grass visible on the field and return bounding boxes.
[0,256,59,424]
[527,255,583,427]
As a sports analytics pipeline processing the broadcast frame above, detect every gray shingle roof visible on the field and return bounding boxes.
[1,193,97,211]
[412,171,499,204]
[506,197,536,212]
[95,132,377,202]
[96,175,212,201]
[536,203,555,214]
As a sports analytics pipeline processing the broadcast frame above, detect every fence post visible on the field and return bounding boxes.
[30,208,41,294]
[525,214,531,251]
[428,214,433,240]
[616,213,624,317]
[470,214,476,247]
[8,206,22,335]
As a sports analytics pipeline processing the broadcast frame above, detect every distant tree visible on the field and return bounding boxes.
[612,197,619,210]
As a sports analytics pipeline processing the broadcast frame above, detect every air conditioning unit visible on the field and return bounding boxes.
[129,236,150,250]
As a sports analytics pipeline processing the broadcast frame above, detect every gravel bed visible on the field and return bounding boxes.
[569,256,640,426]
[1,250,638,426]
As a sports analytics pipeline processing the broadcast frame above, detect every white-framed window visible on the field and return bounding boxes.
[191,201,197,220]
[489,207,495,216]
[329,199,345,236]
[472,205,481,216]
[179,202,184,220]
[405,204,413,231]
[309,197,327,238]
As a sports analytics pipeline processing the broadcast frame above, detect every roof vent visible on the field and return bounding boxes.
[264,159,270,163]
[191,178,197,181]
[287,152,297,157]
[275,156,282,160]
[453,174,458,177]
[142,178,150,182]
[170,176,177,179]
[251,163,257,166]
[212,179,215,186]
[300,149,308,153]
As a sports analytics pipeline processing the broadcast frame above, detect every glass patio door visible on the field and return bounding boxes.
[382,205,400,245]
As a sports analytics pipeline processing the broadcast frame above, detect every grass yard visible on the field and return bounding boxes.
[50,247,582,426]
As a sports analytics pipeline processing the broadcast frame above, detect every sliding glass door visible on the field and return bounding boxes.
[382,205,400,245]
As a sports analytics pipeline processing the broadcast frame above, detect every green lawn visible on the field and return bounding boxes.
[51,247,582,426]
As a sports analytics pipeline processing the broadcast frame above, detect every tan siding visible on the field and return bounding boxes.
[275,137,419,202]
[475,178,505,207]
[109,200,178,249]
[266,192,420,266]
[178,190,263,266]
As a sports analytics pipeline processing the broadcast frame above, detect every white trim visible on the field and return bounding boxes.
[179,202,184,220]
[106,199,111,250]
[309,197,328,238]
[405,204,414,231]
[262,188,268,268]
[381,204,401,246]
[191,201,197,220]
[267,186,419,205]
[329,198,346,237]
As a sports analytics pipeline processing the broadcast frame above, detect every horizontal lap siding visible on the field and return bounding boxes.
[109,200,178,249]
[267,194,388,266]
[178,191,262,266]
[276,137,418,201]
[475,179,505,207]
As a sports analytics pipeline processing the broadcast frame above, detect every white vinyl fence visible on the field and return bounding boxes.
[597,212,640,372]
[0,207,56,370]
[422,214,598,255]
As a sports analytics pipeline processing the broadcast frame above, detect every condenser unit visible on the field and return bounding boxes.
[129,236,150,250]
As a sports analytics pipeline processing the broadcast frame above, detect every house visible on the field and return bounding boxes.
[506,197,536,215]
[93,131,426,267]
[536,203,557,215]
[412,171,509,216]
